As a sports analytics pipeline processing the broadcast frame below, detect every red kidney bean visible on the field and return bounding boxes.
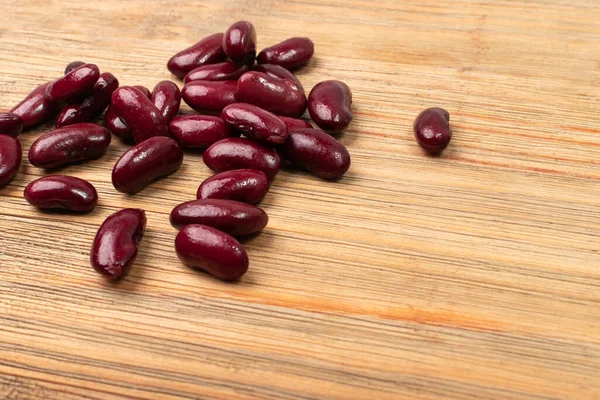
[111,86,169,143]
[0,113,24,137]
[308,80,353,132]
[223,21,257,65]
[0,135,21,186]
[257,37,314,70]
[221,103,288,145]
[45,63,100,103]
[112,136,183,193]
[279,116,312,131]
[10,82,57,128]
[169,115,235,149]
[151,81,181,122]
[197,169,269,204]
[170,199,268,236]
[252,64,301,86]
[65,61,86,74]
[104,85,151,140]
[56,72,119,127]
[175,224,248,281]
[184,62,248,84]
[204,137,281,179]
[413,107,452,154]
[237,72,306,118]
[29,123,111,169]
[24,175,97,212]
[167,33,227,79]
[283,128,350,180]
[91,208,146,279]
[132,85,152,98]
[181,80,238,112]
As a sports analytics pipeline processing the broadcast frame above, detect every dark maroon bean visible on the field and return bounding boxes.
[64,61,85,74]
[45,63,100,103]
[150,81,181,122]
[283,128,350,180]
[104,86,150,140]
[112,136,183,194]
[170,199,268,236]
[308,80,352,132]
[221,103,288,145]
[10,82,57,128]
[252,64,301,86]
[257,37,314,70]
[223,21,257,65]
[175,224,248,281]
[0,135,21,186]
[24,175,97,212]
[111,86,169,143]
[0,113,24,137]
[169,115,235,149]
[181,80,237,112]
[197,169,269,204]
[184,62,248,84]
[204,138,281,179]
[237,72,306,118]
[56,72,119,127]
[91,208,146,279]
[132,85,152,98]
[167,33,227,79]
[279,116,312,131]
[29,123,111,169]
[413,107,452,154]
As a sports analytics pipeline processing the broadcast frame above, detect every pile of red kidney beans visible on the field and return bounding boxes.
[0,21,452,281]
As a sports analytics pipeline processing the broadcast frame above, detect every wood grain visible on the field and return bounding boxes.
[1,0,599,399]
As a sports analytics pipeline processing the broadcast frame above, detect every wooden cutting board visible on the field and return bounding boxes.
[1,1,598,399]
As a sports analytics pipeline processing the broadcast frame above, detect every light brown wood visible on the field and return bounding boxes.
[1,0,599,399]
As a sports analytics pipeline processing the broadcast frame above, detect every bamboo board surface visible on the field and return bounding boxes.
[0,0,599,399]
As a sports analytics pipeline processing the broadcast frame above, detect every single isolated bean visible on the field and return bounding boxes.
[413,107,452,154]
[0,135,21,186]
[221,103,288,145]
[279,116,312,131]
[151,81,181,122]
[308,80,353,132]
[169,115,235,149]
[257,37,314,70]
[182,80,238,112]
[91,208,146,280]
[204,137,281,179]
[56,72,119,127]
[197,169,269,204]
[0,113,24,137]
[104,85,151,140]
[175,224,249,281]
[45,63,100,103]
[252,64,302,86]
[29,123,111,169]
[223,21,257,65]
[184,62,248,84]
[283,128,350,180]
[167,33,227,79]
[111,86,169,143]
[170,199,268,236]
[112,136,183,194]
[65,61,86,74]
[237,71,306,118]
[24,175,97,213]
[10,82,57,128]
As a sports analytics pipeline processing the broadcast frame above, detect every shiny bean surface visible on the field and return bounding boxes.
[221,103,288,145]
[112,136,183,194]
[0,135,21,186]
[204,137,281,179]
[24,175,97,212]
[257,37,314,70]
[151,81,181,122]
[413,107,452,154]
[279,116,312,131]
[104,86,150,140]
[197,169,269,204]
[10,82,57,128]
[169,115,235,149]
[170,199,268,236]
[167,33,226,79]
[0,113,24,137]
[29,123,111,169]
[175,224,249,281]
[45,63,100,103]
[184,62,248,83]
[65,61,85,74]
[283,128,350,179]
[252,64,302,86]
[111,86,169,143]
[308,80,353,131]
[91,208,146,279]
[182,80,238,112]
[237,71,306,117]
[223,21,257,65]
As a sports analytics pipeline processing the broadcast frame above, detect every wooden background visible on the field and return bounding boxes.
[0,0,599,399]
